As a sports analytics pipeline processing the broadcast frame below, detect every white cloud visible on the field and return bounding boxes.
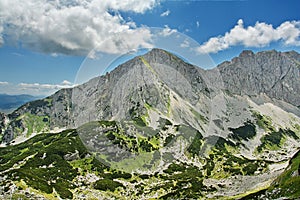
[0,81,77,96]
[0,0,159,56]
[196,21,200,28]
[180,39,190,48]
[96,27,153,54]
[105,0,158,13]
[197,19,300,54]
[160,10,170,17]
[0,25,3,46]
[19,81,76,90]
[0,81,9,85]
[12,52,24,57]
[61,80,72,85]
[159,25,177,37]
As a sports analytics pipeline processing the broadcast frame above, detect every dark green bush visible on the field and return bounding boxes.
[228,121,256,141]
[94,179,124,191]
[187,131,203,156]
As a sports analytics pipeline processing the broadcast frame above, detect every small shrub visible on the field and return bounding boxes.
[94,179,124,191]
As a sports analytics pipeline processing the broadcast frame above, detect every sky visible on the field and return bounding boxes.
[0,0,299,96]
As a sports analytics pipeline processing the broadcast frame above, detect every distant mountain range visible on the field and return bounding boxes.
[0,49,299,199]
[0,94,40,113]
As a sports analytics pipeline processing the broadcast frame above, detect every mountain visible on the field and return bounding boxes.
[215,50,300,106]
[0,49,299,199]
[0,94,40,113]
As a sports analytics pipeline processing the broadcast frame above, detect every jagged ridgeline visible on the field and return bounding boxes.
[0,49,300,199]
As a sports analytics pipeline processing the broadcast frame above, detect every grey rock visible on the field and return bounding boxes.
[1,48,300,143]
[214,50,300,106]
[0,112,6,135]
[63,150,80,161]
[9,88,72,128]
[2,126,13,144]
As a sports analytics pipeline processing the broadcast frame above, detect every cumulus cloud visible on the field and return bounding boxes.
[180,39,190,48]
[197,19,300,54]
[0,0,159,56]
[0,25,3,46]
[0,81,9,85]
[159,25,177,37]
[160,10,170,17]
[61,80,72,85]
[0,81,77,96]
[19,81,76,91]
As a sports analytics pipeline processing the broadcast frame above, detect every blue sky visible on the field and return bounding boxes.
[0,0,299,96]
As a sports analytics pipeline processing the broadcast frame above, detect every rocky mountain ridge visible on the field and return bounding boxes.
[0,48,299,199]
[215,49,300,106]
[2,48,299,143]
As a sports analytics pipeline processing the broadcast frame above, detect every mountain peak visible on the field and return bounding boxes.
[239,50,254,57]
[141,48,175,63]
[109,48,173,76]
[283,50,300,62]
[146,48,168,55]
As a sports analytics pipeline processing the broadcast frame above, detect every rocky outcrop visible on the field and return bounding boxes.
[215,50,300,107]
[8,88,72,129]
[0,112,7,136]
[70,48,210,127]
[0,89,72,143]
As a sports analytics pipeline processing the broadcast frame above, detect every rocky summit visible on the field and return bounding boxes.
[0,49,300,199]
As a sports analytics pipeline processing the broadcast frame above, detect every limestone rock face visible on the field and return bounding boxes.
[216,50,300,107]
[0,112,7,135]
[70,49,210,127]
[8,88,72,128]
[1,49,300,144]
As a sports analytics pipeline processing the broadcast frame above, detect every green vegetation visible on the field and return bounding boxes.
[158,117,172,131]
[257,128,298,152]
[0,130,87,198]
[1,116,298,199]
[251,111,299,153]
[44,97,53,107]
[129,103,149,127]
[245,150,300,199]
[163,163,186,174]
[187,130,203,156]
[133,116,147,127]
[252,111,275,131]
[268,150,300,199]
[164,134,175,146]
[228,121,256,141]
[203,136,265,178]
[159,162,210,199]
[26,99,50,110]
[70,156,109,176]
[79,120,161,154]
[98,120,117,127]
[94,179,124,191]
[293,123,300,132]
[0,130,87,199]
[166,95,171,116]
[105,127,159,153]
[110,151,155,172]
[190,107,208,123]
[15,112,50,137]
[0,127,136,199]
[140,56,157,76]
